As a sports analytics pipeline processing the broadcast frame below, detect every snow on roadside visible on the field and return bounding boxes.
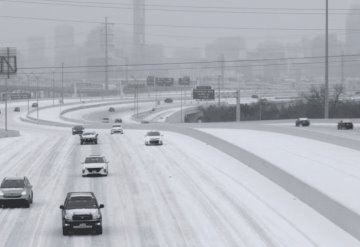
[199,128,360,215]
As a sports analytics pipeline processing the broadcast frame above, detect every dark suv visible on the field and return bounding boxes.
[295,118,310,127]
[72,125,84,135]
[0,177,33,208]
[60,192,104,235]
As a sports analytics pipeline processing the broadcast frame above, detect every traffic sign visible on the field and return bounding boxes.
[2,93,31,101]
[193,87,215,100]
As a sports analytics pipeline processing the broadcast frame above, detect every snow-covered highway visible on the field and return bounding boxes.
[0,100,359,246]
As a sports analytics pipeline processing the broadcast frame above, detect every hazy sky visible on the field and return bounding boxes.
[0,0,358,57]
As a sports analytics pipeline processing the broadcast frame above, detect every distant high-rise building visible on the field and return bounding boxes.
[54,25,75,67]
[205,37,246,61]
[27,36,47,68]
[345,5,360,77]
[132,0,146,72]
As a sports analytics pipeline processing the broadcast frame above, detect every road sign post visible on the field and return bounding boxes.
[0,47,17,132]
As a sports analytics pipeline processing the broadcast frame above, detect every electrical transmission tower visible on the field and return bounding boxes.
[133,0,146,66]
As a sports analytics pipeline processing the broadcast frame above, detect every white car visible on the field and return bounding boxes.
[111,124,123,134]
[82,155,109,176]
[144,131,163,145]
[102,117,110,123]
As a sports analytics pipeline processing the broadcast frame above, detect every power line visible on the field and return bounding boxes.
[17,53,360,70]
[5,0,359,12]
[0,15,358,32]
[2,0,359,15]
[15,57,360,75]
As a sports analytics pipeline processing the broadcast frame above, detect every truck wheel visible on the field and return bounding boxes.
[30,192,33,204]
[95,226,102,235]
[62,226,70,236]
[95,140,98,144]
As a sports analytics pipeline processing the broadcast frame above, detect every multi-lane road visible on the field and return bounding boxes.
[0,99,359,246]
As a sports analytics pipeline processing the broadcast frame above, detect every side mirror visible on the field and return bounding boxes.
[99,204,104,209]
[60,205,64,209]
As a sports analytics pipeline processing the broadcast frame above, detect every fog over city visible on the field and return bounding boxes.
[2,1,360,246]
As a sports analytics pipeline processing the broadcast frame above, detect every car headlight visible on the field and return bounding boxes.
[21,190,27,196]
[93,212,101,219]
[64,214,72,220]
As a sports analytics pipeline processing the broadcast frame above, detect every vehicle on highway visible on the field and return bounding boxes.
[0,177,33,208]
[141,120,150,124]
[31,102,38,108]
[80,131,98,145]
[164,98,173,103]
[111,124,123,134]
[14,107,20,112]
[114,118,122,123]
[251,94,259,99]
[102,117,110,123]
[82,155,109,177]
[337,120,353,130]
[295,118,310,127]
[60,192,104,235]
[108,107,115,112]
[72,125,84,135]
[145,131,163,145]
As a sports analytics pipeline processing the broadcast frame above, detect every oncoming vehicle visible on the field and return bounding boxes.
[31,102,38,108]
[114,118,122,123]
[108,107,115,112]
[14,107,20,112]
[295,118,310,127]
[338,120,353,130]
[72,125,84,135]
[0,177,33,208]
[111,124,123,134]
[164,98,173,103]
[102,117,110,123]
[80,131,98,145]
[82,155,109,177]
[144,131,163,145]
[60,192,104,235]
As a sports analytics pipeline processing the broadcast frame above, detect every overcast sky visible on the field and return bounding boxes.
[0,0,358,55]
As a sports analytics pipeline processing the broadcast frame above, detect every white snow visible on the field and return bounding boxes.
[199,128,360,215]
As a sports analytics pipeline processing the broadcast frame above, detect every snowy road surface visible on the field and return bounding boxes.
[0,103,359,246]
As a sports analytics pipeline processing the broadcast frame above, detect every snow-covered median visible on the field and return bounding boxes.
[199,128,360,215]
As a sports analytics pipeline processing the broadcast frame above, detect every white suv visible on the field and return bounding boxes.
[144,131,163,145]
[111,124,123,134]
[82,155,109,177]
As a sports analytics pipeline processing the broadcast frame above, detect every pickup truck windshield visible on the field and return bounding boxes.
[66,197,98,209]
[147,132,160,136]
[85,157,105,163]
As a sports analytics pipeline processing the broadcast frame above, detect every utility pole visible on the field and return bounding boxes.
[236,90,240,122]
[180,85,183,123]
[36,76,39,123]
[104,17,109,92]
[52,71,55,105]
[61,63,64,104]
[259,96,262,121]
[125,57,128,98]
[341,51,344,84]
[221,54,225,89]
[324,0,329,119]
[26,74,30,113]
[218,75,221,106]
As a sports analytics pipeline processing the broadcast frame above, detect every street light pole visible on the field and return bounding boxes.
[61,63,64,104]
[36,76,39,123]
[52,71,55,105]
[324,0,329,119]
[26,74,30,113]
